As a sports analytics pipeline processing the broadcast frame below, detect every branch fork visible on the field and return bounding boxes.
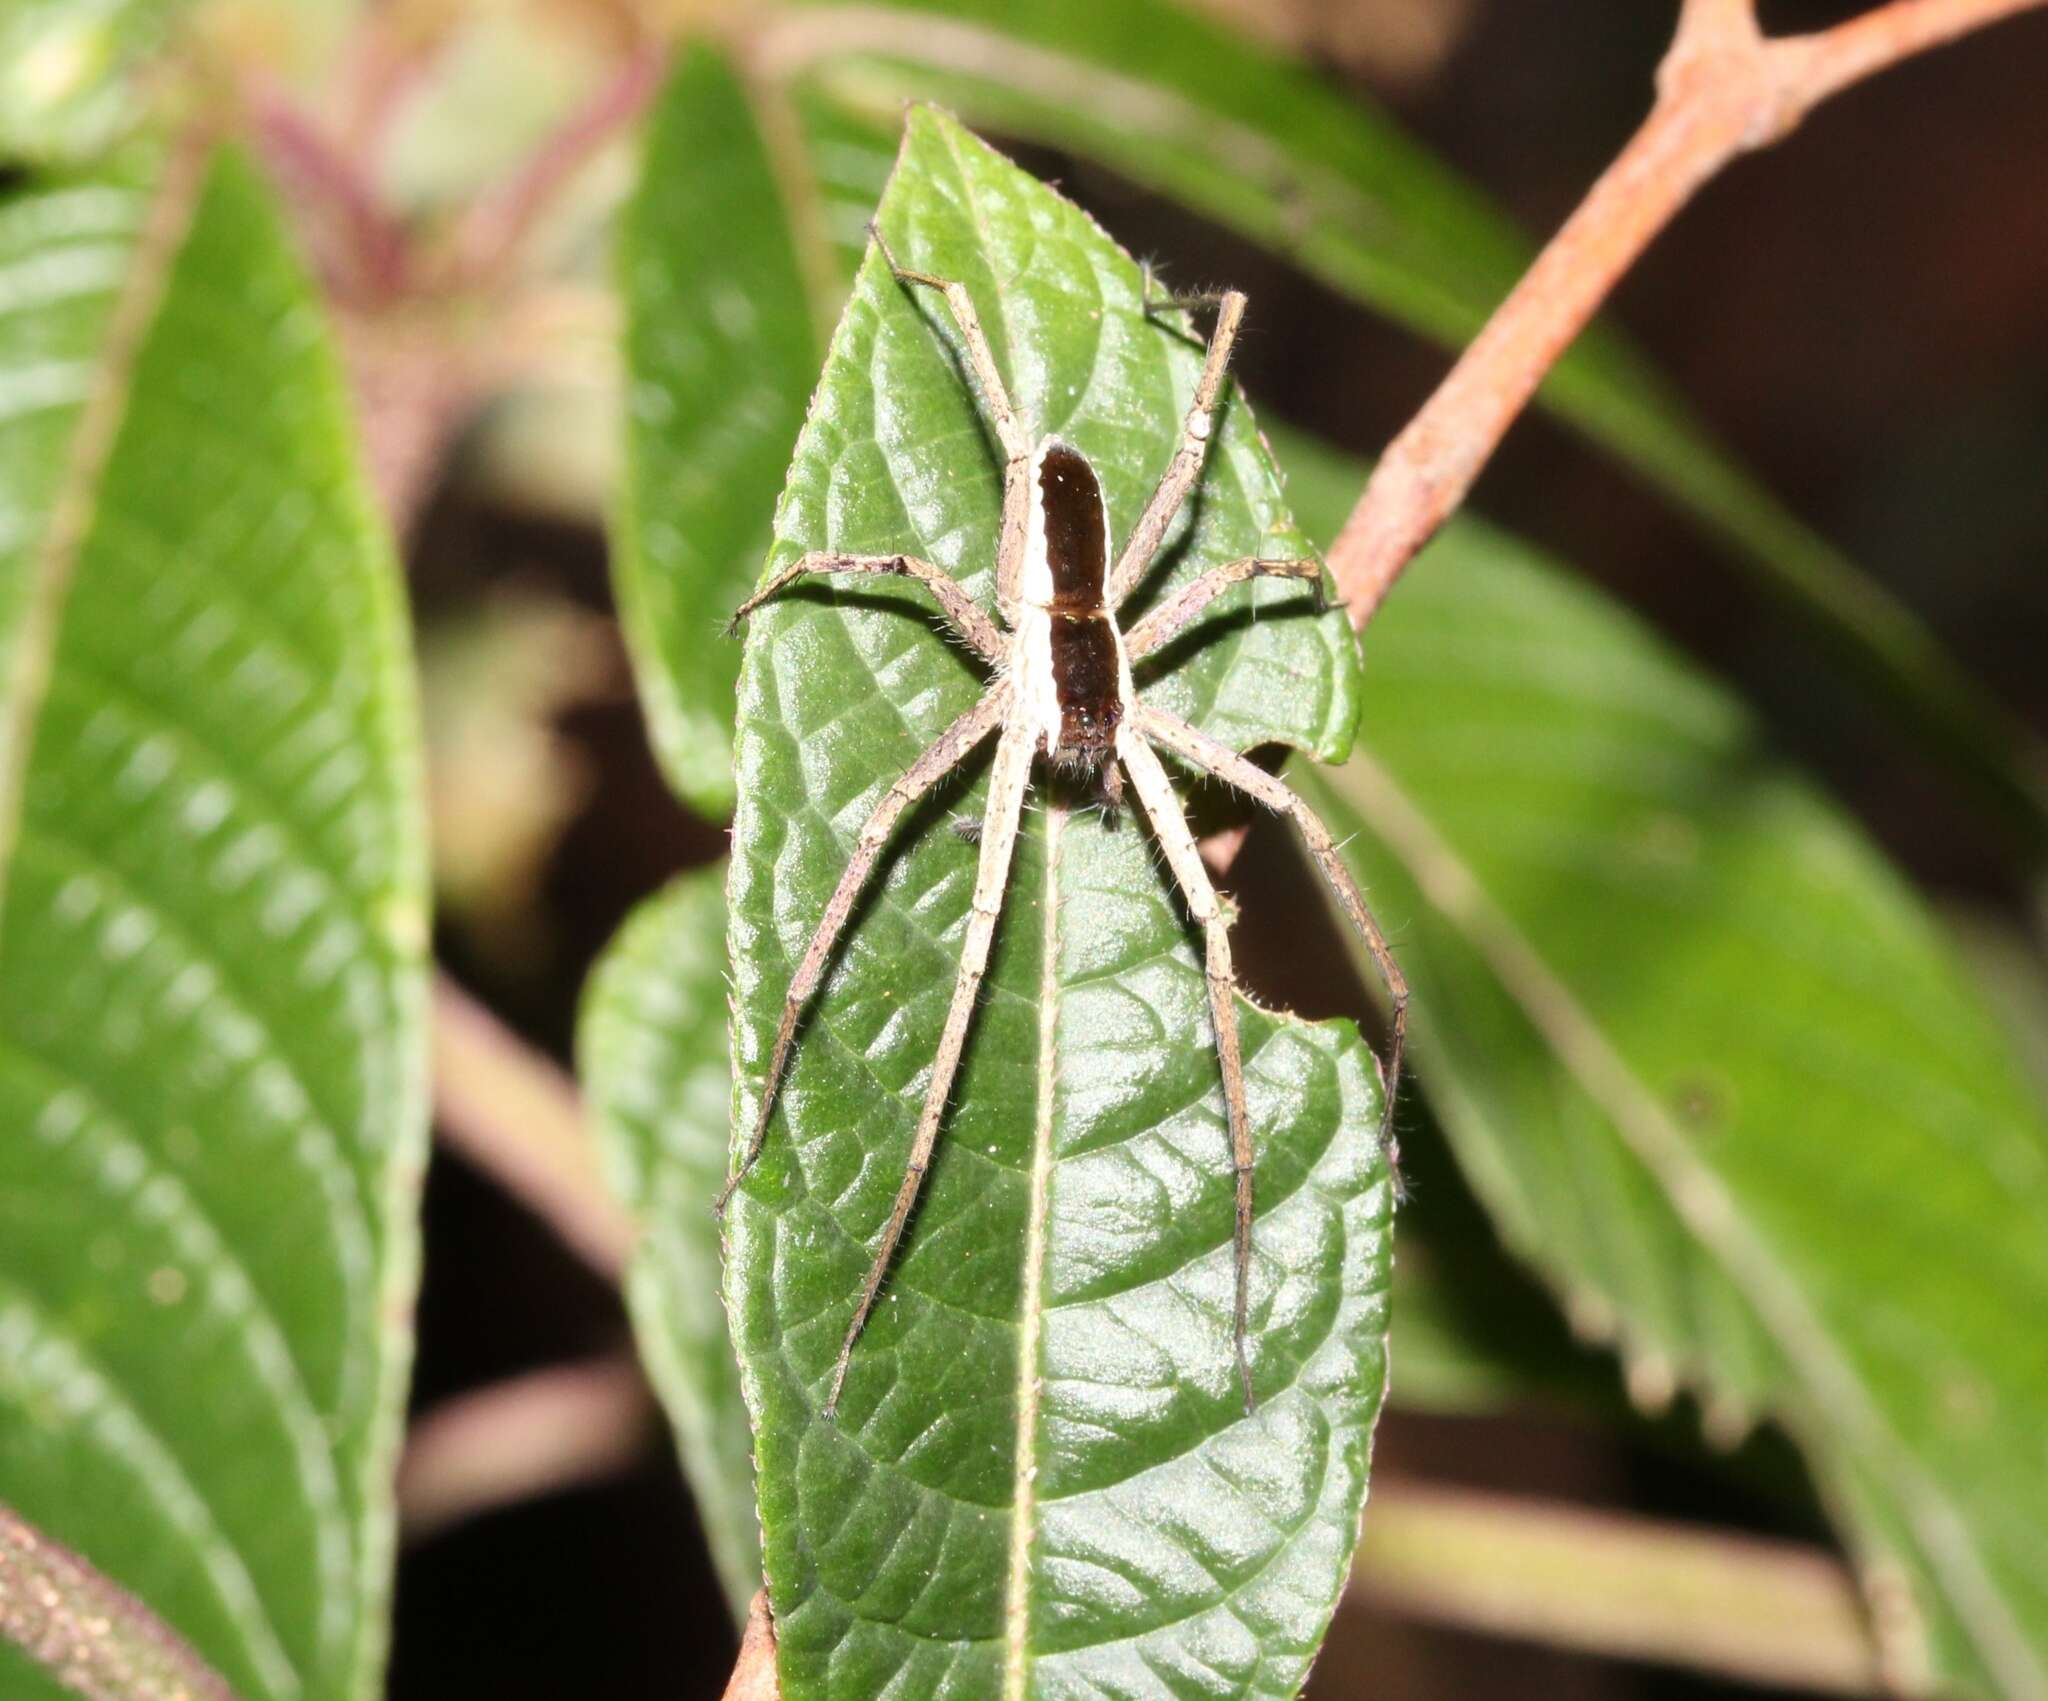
[1330,0,2048,627]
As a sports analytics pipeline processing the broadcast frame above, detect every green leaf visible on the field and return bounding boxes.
[721,110,1391,1696]
[615,43,823,820]
[768,0,2048,852]
[1272,428,2048,1699]
[579,867,761,1621]
[0,149,427,1701]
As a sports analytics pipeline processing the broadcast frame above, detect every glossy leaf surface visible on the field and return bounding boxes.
[0,151,427,1701]
[720,110,1392,1697]
[1270,431,2048,1701]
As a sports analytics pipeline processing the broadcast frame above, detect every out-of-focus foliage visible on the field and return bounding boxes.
[1278,430,2048,1701]
[0,151,427,1701]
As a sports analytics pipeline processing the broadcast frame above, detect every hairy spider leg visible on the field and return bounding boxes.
[732,239,1405,1421]
[826,714,1039,1416]
[1108,289,1249,608]
[1135,702,1408,1172]
[729,551,1004,663]
[1123,556,1326,662]
[869,223,1034,623]
[714,684,1012,1216]
[1117,727,1261,1413]
[1138,260,1239,319]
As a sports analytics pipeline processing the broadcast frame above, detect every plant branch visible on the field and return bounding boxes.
[724,1593,780,1700]
[1352,1481,1893,1696]
[397,1357,654,1542]
[451,37,667,286]
[1331,0,2048,629]
[0,1502,241,1701]
[430,973,634,1279]
[244,75,411,303]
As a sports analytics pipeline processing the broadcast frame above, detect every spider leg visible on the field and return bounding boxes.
[1117,728,1260,1415]
[826,715,1038,1417]
[1134,704,1407,1176]
[1108,289,1248,609]
[1123,556,1326,663]
[715,682,1012,1217]
[1097,755,1124,823]
[869,223,1033,624]
[1139,261,1234,320]
[730,551,1004,664]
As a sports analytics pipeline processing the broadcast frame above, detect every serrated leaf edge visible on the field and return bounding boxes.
[1336,746,2044,1701]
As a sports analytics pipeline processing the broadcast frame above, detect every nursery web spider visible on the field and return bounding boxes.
[720,228,1407,1417]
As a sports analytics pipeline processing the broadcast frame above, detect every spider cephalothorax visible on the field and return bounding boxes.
[719,226,1407,1417]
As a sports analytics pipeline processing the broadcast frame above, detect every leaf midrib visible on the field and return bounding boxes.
[1335,747,2047,1701]
[1004,798,1064,1701]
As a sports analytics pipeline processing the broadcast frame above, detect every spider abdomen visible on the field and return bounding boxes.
[1024,437,1127,763]
[1048,611,1121,756]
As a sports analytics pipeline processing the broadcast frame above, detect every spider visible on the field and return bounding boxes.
[719,227,1407,1418]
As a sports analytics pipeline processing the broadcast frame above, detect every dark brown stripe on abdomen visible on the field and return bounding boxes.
[1050,613,1121,755]
[1040,441,1108,614]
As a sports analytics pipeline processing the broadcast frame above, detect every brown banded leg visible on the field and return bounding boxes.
[730,550,1004,663]
[868,223,1034,624]
[1117,728,1260,1414]
[715,682,1012,1216]
[826,715,1038,1417]
[1135,703,1408,1168]
[1122,556,1326,663]
[1109,289,1248,608]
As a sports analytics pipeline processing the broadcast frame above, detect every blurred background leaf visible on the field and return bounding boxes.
[0,0,194,164]
[579,866,760,1622]
[1268,428,2048,1700]
[0,148,427,1701]
[612,43,822,820]
[419,584,613,975]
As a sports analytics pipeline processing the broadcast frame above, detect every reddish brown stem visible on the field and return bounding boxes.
[431,974,634,1279]
[245,76,411,303]
[723,1594,781,1700]
[397,1357,653,1543]
[0,1503,240,1701]
[452,38,668,286]
[1331,0,2048,627]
